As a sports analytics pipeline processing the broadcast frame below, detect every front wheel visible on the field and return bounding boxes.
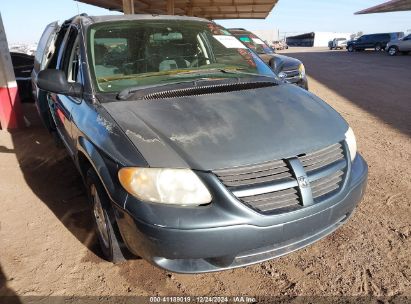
[347,45,354,52]
[388,46,399,56]
[87,169,127,263]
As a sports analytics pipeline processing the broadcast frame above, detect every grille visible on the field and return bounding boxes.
[299,143,344,172]
[214,142,347,214]
[282,68,300,80]
[241,187,300,213]
[214,159,293,188]
[310,170,344,200]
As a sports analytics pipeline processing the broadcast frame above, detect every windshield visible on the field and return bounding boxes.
[235,34,274,55]
[87,20,275,93]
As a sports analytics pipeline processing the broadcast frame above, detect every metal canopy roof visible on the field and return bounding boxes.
[355,0,411,14]
[76,0,279,19]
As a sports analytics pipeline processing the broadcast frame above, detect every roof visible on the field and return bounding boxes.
[87,13,209,23]
[76,0,279,19]
[355,0,411,14]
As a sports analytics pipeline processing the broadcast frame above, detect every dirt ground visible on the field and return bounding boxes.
[1,47,410,301]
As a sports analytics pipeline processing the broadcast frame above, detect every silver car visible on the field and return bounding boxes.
[386,34,411,56]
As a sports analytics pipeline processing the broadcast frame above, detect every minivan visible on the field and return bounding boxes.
[32,14,368,273]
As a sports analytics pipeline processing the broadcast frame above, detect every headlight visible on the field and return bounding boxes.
[298,63,306,78]
[118,168,212,206]
[345,127,357,162]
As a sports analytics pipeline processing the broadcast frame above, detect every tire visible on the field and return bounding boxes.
[347,45,354,52]
[375,43,382,52]
[86,168,127,263]
[388,46,399,56]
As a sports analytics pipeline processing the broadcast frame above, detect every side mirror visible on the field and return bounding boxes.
[268,57,279,73]
[37,69,83,98]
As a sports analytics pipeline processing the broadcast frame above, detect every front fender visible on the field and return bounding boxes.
[77,136,116,198]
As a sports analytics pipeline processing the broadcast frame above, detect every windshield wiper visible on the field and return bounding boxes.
[117,79,211,100]
[116,69,277,100]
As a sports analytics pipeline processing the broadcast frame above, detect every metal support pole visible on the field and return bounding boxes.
[186,0,193,16]
[0,13,23,129]
[187,5,193,16]
[167,0,175,15]
[122,0,134,14]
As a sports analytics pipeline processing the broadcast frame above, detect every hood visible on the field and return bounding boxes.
[103,84,348,171]
[259,54,302,73]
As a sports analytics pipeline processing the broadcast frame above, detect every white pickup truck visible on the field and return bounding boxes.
[328,38,348,50]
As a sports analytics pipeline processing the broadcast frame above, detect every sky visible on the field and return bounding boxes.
[1,0,410,44]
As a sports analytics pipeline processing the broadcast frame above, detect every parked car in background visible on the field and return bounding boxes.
[228,28,308,90]
[10,52,34,102]
[272,40,288,50]
[33,14,367,273]
[328,38,347,50]
[386,34,411,56]
[346,33,391,52]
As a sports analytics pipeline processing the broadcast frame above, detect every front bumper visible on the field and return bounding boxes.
[115,154,367,273]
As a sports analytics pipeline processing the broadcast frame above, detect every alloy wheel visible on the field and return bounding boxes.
[91,184,110,248]
[389,47,397,56]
